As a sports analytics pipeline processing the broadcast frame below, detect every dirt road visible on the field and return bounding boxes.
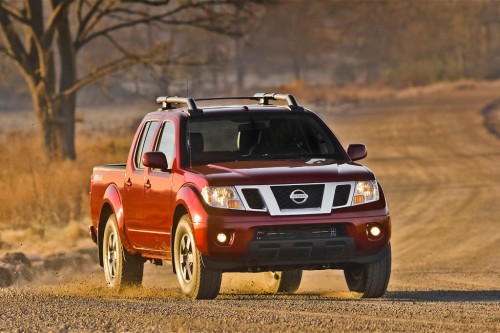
[1,83,499,332]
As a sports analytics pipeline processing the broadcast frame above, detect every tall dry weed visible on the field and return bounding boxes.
[0,127,132,237]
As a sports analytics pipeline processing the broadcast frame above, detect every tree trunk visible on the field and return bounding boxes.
[32,86,61,160]
[56,94,76,160]
[31,85,76,160]
[54,1,77,160]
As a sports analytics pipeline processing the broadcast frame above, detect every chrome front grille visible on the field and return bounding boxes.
[270,184,324,209]
[237,182,354,216]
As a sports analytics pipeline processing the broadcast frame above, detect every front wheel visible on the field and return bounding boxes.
[174,215,222,299]
[102,214,144,290]
[343,244,391,298]
[264,270,303,293]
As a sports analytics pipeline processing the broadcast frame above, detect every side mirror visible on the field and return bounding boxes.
[142,151,169,171]
[347,144,367,161]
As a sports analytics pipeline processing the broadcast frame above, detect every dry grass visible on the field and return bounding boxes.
[0,107,139,242]
[268,78,500,106]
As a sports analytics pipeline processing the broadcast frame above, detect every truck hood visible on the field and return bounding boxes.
[188,159,375,186]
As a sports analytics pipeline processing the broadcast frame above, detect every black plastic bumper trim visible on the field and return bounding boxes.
[203,238,389,272]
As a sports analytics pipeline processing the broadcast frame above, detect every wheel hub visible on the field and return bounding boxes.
[106,233,118,279]
[179,234,194,283]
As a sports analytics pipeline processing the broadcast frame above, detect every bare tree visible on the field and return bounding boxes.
[0,0,263,160]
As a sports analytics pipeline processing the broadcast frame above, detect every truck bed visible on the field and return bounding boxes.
[90,163,127,225]
[93,163,126,171]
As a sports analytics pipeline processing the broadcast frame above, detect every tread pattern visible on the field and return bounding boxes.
[278,270,303,293]
[175,215,222,300]
[362,244,391,298]
[193,261,222,299]
[103,215,144,290]
[122,252,144,286]
[344,244,391,298]
[266,270,303,293]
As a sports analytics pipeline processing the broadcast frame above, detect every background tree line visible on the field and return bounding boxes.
[1,0,500,160]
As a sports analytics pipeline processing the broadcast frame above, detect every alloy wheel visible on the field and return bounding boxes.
[179,234,194,283]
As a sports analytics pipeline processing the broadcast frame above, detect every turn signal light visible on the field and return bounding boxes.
[227,200,241,209]
[353,195,365,204]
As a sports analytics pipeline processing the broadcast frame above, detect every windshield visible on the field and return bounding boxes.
[187,112,346,165]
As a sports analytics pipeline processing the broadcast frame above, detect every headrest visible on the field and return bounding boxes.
[189,133,204,155]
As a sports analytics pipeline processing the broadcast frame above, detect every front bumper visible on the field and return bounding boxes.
[203,238,390,272]
[192,209,391,272]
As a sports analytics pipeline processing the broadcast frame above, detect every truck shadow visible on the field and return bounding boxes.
[385,290,500,302]
[218,290,500,302]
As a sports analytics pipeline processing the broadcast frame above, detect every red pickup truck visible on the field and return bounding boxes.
[89,93,391,299]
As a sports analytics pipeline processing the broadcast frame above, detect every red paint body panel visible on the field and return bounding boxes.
[189,160,375,185]
[174,184,210,254]
[90,105,391,271]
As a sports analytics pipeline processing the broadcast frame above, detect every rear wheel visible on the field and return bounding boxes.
[264,270,302,293]
[344,244,391,298]
[102,214,144,289]
[174,215,222,299]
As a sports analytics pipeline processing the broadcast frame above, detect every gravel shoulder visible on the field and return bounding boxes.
[1,284,498,332]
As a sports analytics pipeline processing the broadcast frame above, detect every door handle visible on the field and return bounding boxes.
[144,180,151,189]
[125,178,132,187]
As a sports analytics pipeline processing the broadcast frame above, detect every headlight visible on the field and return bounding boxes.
[201,186,245,210]
[352,180,379,205]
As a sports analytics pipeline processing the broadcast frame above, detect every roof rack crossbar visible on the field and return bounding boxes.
[252,93,301,110]
[195,97,259,102]
[156,96,198,112]
[155,93,302,113]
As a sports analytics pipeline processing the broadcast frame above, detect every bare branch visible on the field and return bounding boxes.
[63,32,179,96]
[77,0,85,24]
[0,43,15,60]
[75,0,240,49]
[42,0,72,48]
[123,0,171,6]
[102,32,136,58]
[0,2,29,24]
[75,0,104,47]
[0,7,33,77]
[60,56,136,96]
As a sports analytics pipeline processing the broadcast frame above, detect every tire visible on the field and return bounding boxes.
[102,214,144,289]
[343,244,391,298]
[264,270,302,293]
[174,215,222,299]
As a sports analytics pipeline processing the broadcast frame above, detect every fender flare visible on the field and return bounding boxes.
[172,184,209,267]
[97,184,136,266]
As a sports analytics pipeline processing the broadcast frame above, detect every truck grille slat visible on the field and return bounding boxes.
[333,184,351,207]
[241,188,266,210]
[271,184,324,209]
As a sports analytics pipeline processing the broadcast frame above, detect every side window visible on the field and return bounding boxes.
[134,121,159,169]
[156,121,175,169]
